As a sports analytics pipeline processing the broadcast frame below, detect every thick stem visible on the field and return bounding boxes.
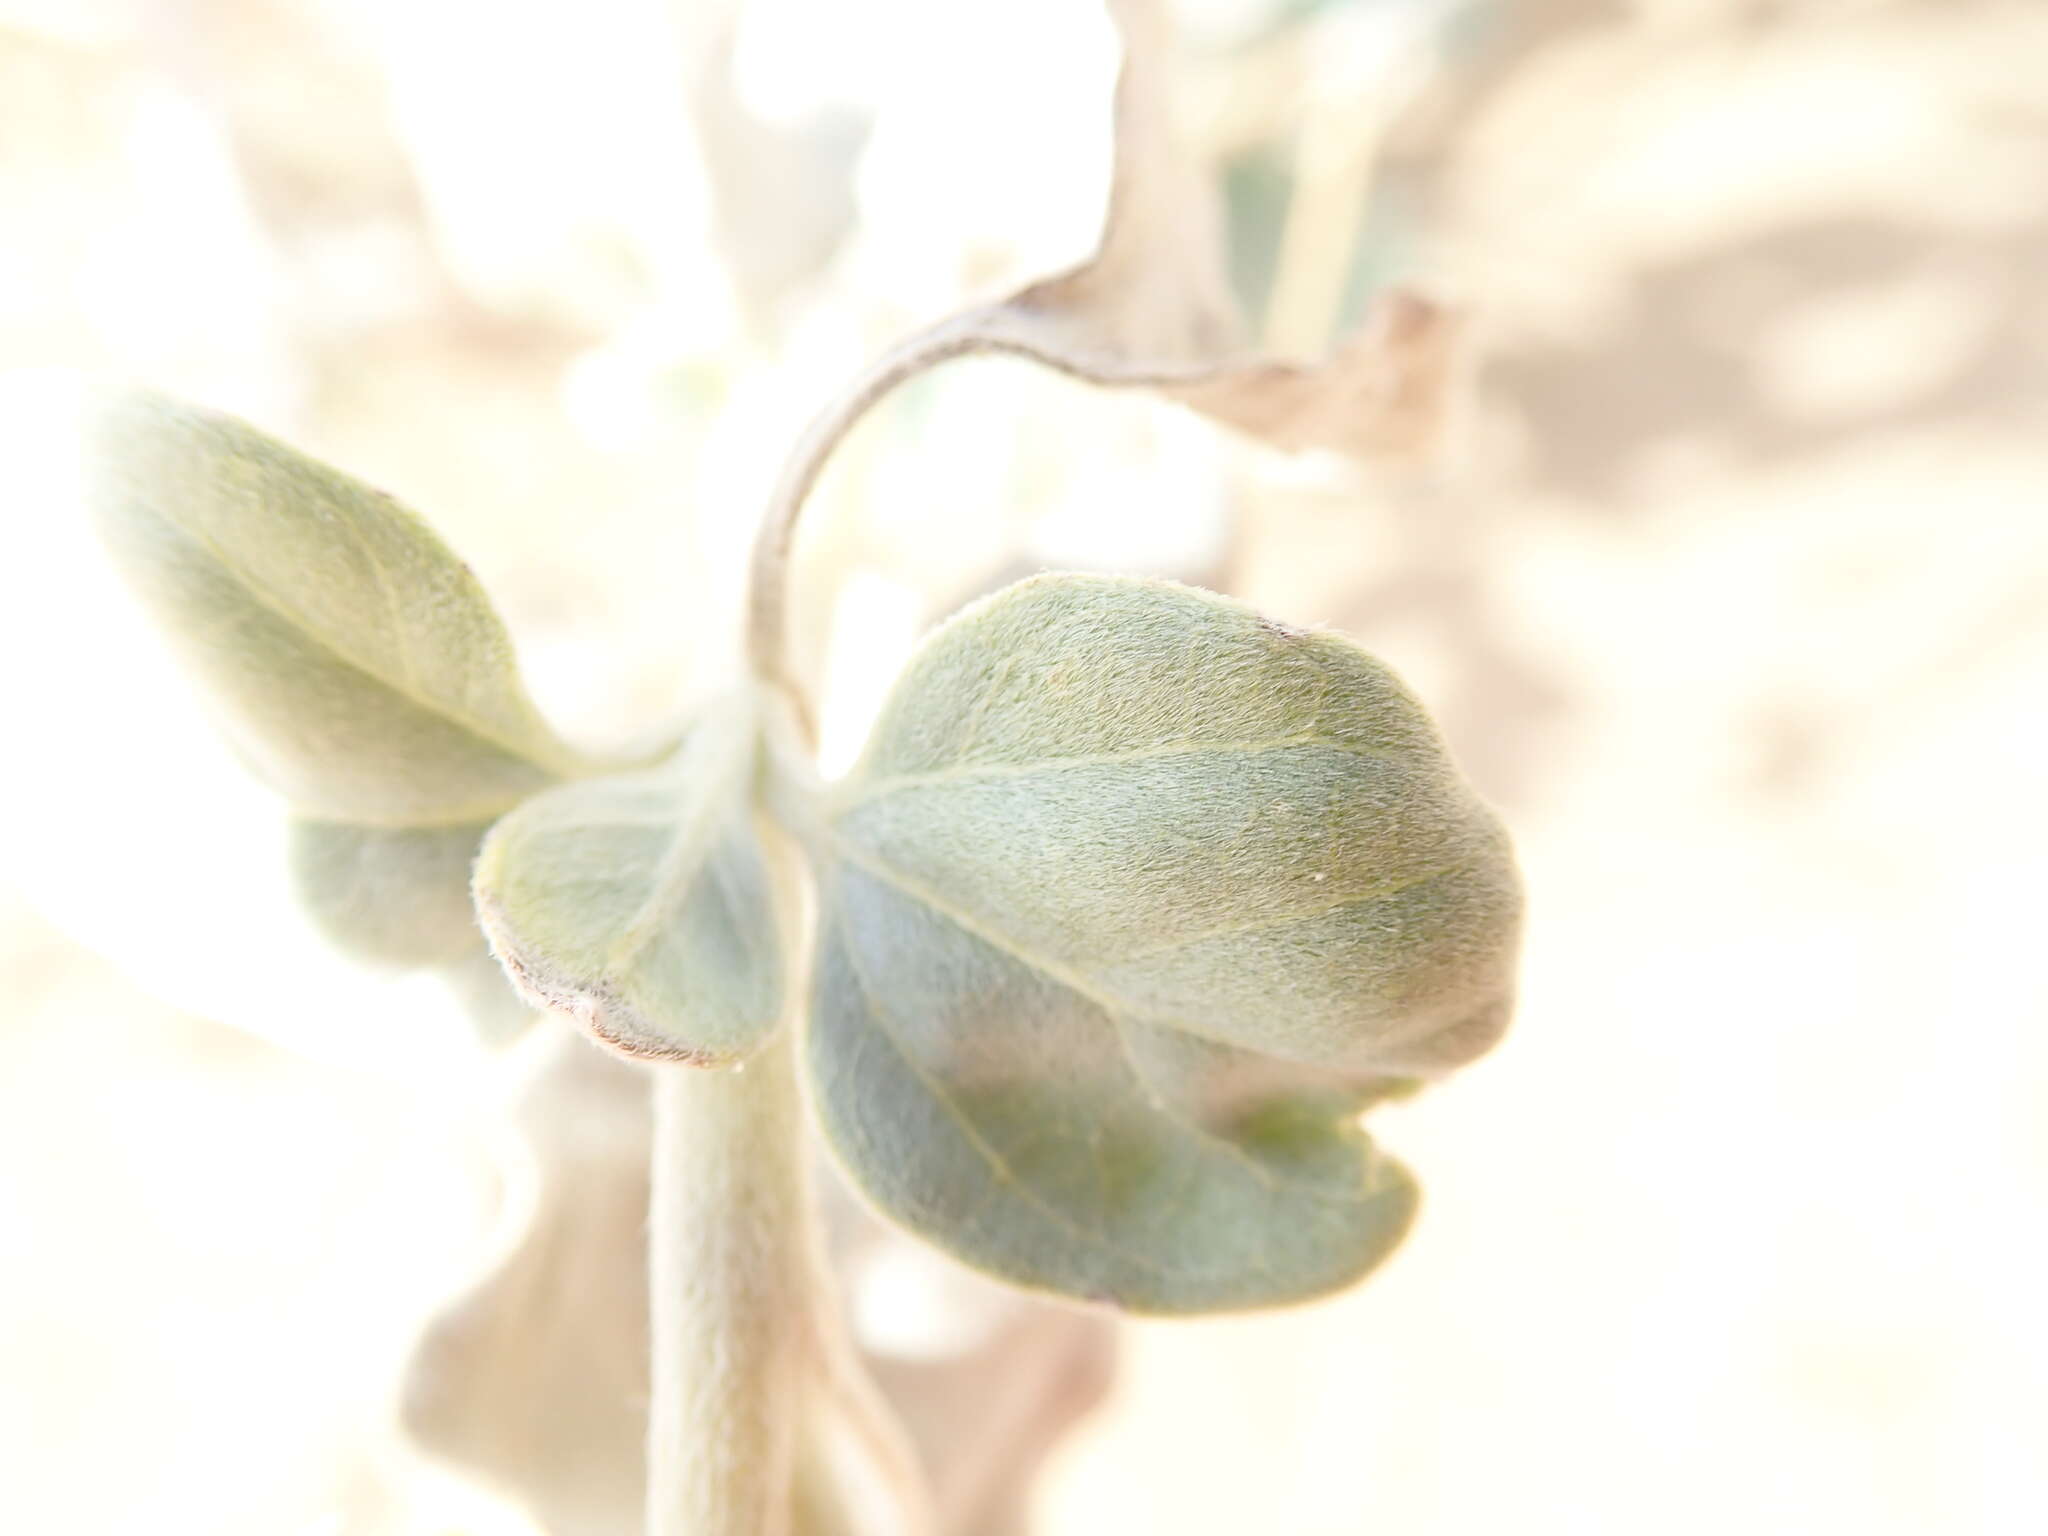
[645,1029,935,1536]
[646,1035,819,1536]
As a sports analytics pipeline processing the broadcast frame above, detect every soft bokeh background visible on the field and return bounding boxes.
[3,0,2045,1532]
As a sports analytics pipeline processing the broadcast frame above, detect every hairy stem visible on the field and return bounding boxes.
[645,1034,818,1536]
[745,309,998,720]
[645,1025,934,1536]
[742,304,1214,719]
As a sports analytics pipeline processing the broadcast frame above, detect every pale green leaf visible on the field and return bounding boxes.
[473,698,784,1064]
[87,393,588,824]
[442,944,541,1048]
[289,819,490,969]
[806,574,1521,1313]
[290,819,535,1044]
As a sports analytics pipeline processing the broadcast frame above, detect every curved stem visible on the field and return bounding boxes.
[745,308,1001,726]
[742,302,1214,723]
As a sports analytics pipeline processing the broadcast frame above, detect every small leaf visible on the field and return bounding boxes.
[931,0,1459,461]
[87,393,589,824]
[289,819,491,969]
[441,944,541,1048]
[401,1034,652,1536]
[291,820,536,1045]
[472,697,785,1064]
[805,574,1520,1312]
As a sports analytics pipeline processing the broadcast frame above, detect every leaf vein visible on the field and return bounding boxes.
[828,844,1388,1211]
[831,912,1172,1275]
[146,501,579,777]
[836,731,1405,809]
[1100,861,1474,967]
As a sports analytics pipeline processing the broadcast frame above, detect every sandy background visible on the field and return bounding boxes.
[2,1,2044,1532]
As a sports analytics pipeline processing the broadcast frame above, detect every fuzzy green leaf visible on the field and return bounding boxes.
[87,393,588,824]
[288,818,535,1043]
[806,574,1521,1313]
[473,699,784,1065]
[289,819,491,969]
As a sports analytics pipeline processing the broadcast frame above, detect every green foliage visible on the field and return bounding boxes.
[471,696,786,1065]
[76,18,1525,1528]
[86,394,592,1045]
[804,574,1520,1311]
[86,394,589,825]
[288,818,493,968]
[89,395,1519,1316]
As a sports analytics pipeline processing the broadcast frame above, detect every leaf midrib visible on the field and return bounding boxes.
[147,495,584,781]
[827,857,1404,1267]
[831,730,1408,810]
[603,720,757,977]
[823,832,1460,1062]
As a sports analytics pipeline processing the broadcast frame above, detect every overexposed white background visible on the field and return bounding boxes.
[2,0,2045,1532]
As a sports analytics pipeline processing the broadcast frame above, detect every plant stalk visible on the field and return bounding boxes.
[742,298,1224,719]
[646,1033,819,1536]
[745,309,997,722]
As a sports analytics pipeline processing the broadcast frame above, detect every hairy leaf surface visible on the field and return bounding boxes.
[473,699,784,1064]
[88,393,588,824]
[807,574,1520,1312]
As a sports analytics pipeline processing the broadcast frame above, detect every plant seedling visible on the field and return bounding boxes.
[82,7,1521,1531]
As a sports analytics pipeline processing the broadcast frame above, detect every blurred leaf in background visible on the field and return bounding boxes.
[4,0,2048,1533]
